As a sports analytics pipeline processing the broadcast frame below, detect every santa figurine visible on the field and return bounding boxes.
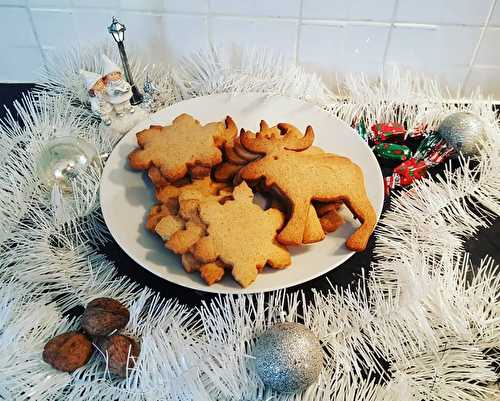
[80,70,113,126]
[102,55,135,117]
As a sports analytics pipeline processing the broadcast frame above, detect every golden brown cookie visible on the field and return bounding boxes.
[224,141,249,165]
[314,201,344,233]
[157,188,233,286]
[155,215,185,241]
[213,162,242,183]
[148,166,170,189]
[164,197,206,254]
[146,203,179,231]
[189,164,211,179]
[303,205,326,243]
[233,137,260,161]
[314,201,342,217]
[158,187,231,255]
[156,176,228,205]
[320,210,345,233]
[181,252,202,273]
[199,262,225,285]
[128,114,237,182]
[239,123,376,251]
[191,182,291,288]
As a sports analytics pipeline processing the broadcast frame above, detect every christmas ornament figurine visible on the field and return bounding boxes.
[438,112,486,155]
[102,55,135,117]
[142,75,166,113]
[253,322,323,393]
[80,70,112,125]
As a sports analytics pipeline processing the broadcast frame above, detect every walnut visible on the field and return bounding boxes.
[81,298,130,336]
[96,334,140,378]
[42,331,93,372]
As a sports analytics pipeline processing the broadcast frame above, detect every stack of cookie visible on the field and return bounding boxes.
[128,113,376,288]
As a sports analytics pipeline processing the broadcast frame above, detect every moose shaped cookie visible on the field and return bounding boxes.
[128,113,237,182]
[239,123,377,251]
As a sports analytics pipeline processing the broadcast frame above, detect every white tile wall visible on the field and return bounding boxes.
[31,9,76,49]
[163,0,208,14]
[211,17,297,59]
[299,23,390,85]
[1,0,500,99]
[302,0,396,21]
[162,14,209,58]
[396,0,491,25]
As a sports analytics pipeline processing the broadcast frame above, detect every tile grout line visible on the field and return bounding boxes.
[206,0,214,50]
[25,4,48,78]
[381,0,399,78]
[294,0,304,64]
[20,6,500,29]
[462,0,497,93]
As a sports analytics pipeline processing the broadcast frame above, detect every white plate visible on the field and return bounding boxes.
[100,93,384,294]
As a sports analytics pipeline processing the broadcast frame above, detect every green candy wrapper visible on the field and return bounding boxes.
[373,142,411,162]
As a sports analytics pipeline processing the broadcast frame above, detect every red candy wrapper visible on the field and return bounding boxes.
[368,125,455,197]
[384,174,401,196]
[370,122,406,144]
[394,158,427,185]
[425,140,456,167]
[384,158,428,196]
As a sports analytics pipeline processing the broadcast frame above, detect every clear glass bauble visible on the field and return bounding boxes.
[36,136,97,191]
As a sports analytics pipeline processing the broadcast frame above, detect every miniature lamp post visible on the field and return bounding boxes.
[108,16,143,105]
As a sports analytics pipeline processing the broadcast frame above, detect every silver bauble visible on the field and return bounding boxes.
[36,136,97,191]
[438,112,486,155]
[253,322,323,393]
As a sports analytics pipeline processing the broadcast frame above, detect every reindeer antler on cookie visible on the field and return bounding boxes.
[240,121,314,154]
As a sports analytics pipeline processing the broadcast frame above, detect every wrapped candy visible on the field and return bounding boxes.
[384,174,401,196]
[384,158,428,196]
[357,119,368,142]
[414,132,456,167]
[366,124,456,197]
[426,142,455,166]
[394,158,427,185]
[373,143,411,162]
[370,122,406,144]
[383,133,456,196]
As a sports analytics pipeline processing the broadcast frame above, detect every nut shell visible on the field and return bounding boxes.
[42,331,93,372]
[81,298,130,336]
[96,334,140,378]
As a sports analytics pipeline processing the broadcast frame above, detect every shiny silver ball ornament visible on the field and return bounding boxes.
[438,112,486,155]
[253,322,323,393]
[36,136,97,191]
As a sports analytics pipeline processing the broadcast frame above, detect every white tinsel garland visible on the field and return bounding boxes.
[0,47,498,401]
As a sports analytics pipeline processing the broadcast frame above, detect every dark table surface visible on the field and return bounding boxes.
[1,83,498,307]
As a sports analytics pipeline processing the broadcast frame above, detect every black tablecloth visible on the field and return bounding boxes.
[1,83,498,307]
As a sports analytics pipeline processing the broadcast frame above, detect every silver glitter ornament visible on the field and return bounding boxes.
[253,322,323,393]
[36,136,97,191]
[438,112,486,155]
